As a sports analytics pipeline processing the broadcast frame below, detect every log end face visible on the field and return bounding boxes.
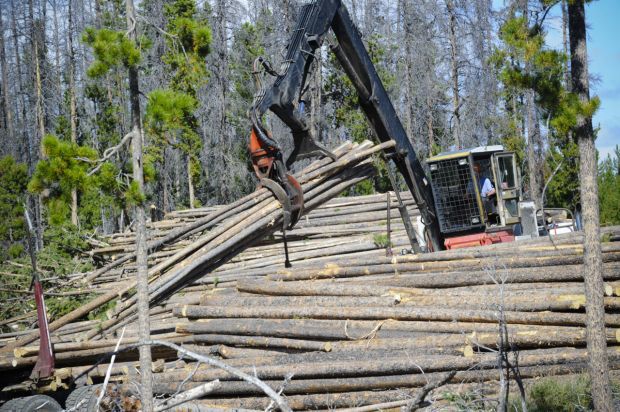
[13,348,28,358]
[557,294,586,309]
[463,345,474,357]
[175,323,188,333]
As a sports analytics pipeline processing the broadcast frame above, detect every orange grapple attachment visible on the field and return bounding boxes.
[249,127,275,180]
[249,127,304,229]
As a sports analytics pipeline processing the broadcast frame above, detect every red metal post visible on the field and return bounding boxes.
[30,278,54,380]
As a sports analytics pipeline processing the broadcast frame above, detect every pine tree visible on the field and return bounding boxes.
[27,135,98,226]
[0,156,28,261]
[145,0,211,209]
[493,2,597,211]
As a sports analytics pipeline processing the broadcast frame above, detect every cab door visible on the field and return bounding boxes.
[491,152,520,226]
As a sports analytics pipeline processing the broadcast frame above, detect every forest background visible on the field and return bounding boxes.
[0,0,618,300]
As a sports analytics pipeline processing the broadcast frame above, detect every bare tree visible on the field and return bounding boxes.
[399,0,439,157]
[0,6,14,150]
[126,0,153,409]
[69,0,79,226]
[28,0,47,249]
[10,1,31,167]
[446,0,461,149]
[568,1,613,411]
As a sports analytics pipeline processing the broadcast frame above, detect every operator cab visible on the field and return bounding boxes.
[426,145,521,249]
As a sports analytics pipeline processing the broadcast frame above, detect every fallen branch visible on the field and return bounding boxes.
[154,379,221,412]
[144,340,292,412]
[96,327,125,410]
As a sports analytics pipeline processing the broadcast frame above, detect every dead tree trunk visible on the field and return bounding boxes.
[68,0,78,226]
[10,0,28,166]
[30,0,46,250]
[187,155,195,209]
[31,2,45,159]
[526,90,542,207]
[0,6,14,148]
[125,0,153,409]
[568,2,613,411]
[446,0,461,149]
[561,0,570,90]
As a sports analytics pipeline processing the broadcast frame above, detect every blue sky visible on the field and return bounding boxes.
[544,0,620,160]
[584,0,620,161]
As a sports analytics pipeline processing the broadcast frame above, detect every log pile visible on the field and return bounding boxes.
[146,233,619,410]
[0,138,619,410]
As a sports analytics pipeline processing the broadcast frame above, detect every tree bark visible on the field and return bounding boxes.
[526,89,542,207]
[446,0,461,148]
[568,2,613,411]
[31,1,45,159]
[51,0,61,101]
[0,6,14,148]
[10,1,30,167]
[152,362,605,397]
[125,0,153,409]
[561,0,570,90]
[187,155,195,209]
[30,0,45,250]
[522,1,542,208]
[68,0,78,226]
[176,301,620,327]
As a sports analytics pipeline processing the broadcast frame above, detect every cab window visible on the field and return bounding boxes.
[497,156,516,189]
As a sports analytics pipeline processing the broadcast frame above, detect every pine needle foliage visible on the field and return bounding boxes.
[82,28,144,77]
[28,135,98,225]
[0,156,28,262]
[145,0,211,208]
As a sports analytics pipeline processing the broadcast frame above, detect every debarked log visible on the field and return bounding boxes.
[174,304,620,327]
[267,252,620,282]
[197,295,400,307]
[150,346,620,382]
[151,360,616,397]
[189,334,332,352]
[174,318,620,345]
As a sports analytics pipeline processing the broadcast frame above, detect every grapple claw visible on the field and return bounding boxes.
[285,174,304,228]
[260,174,304,230]
[260,174,304,269]
[286,131,337,169]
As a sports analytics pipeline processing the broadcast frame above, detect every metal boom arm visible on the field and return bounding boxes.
[250,0,443,251]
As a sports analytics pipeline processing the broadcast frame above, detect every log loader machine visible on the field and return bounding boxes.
[248,0,571,251]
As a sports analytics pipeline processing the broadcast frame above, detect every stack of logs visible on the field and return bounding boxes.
[0,138,619,410]
[146,232,619,410]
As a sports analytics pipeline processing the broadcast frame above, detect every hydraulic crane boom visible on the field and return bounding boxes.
[249,0,443,251]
